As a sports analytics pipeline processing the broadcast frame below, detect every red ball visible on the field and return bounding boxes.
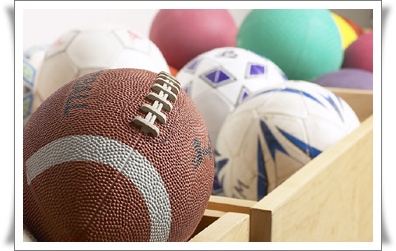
[342,31,373,72]
[149,9,237,70]
[23,68,214,242]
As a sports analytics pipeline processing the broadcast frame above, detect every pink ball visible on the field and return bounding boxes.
[342,31,373,72]
[149,10,237,70]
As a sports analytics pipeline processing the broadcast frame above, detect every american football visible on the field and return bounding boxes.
[23,68,214,242]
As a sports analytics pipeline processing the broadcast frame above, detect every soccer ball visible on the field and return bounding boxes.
[33,23,170,113]
[176,47,287,145]
[213,80,360,201]
[23,45,49,126]
[24,44,49,68]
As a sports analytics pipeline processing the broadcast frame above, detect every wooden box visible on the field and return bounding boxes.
[190,87,373,242]
[23,88,373,243]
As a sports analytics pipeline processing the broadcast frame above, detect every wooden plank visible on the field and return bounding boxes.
[206,195,257,215]
[189,209,225,240]
[250,116,373,241]
[189,212,250,242]
[325,87,373,122]
[24,209,227,242]
[250,208,272,242]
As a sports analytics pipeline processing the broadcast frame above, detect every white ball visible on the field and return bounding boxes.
[24,44,49,68]
[213,80,361,200]
[176,47,287,145]
[23,44,49,126]
[33,23,169,112]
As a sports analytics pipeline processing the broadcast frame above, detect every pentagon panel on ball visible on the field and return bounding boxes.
[33,23,170,114]
[213,80,360,201]
[237,9,343,81]
[23,69,214,242]
[176,47,288,146]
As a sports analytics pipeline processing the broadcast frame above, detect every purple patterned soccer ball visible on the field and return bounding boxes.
[175,47,287,146]
[312,68,373,90]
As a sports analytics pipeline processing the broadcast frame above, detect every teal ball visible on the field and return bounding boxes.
[237,9,343,81]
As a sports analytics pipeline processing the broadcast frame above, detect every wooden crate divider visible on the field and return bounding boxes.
[23,89,374,243]
[194,88,374,242]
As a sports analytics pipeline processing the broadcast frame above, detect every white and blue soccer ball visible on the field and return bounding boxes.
[33,23,169,113]
[175,47,287,146]
[24,44,49,68]
[213,80,361,201]
[23,44,49,126]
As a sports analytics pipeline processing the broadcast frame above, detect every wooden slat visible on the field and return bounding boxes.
[206,195,257,215]
[250,116,373,241]
[189,209,225,240]
[189,212,250,242]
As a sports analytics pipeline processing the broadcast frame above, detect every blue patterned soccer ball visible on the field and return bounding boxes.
[175,47,287,145]
[213,80,360,200]
[23,59,36,125]
[23,44,49,126]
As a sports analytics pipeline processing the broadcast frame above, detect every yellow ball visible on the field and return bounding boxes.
[331,12,358,50]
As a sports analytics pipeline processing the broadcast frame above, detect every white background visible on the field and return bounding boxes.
[22,9,252,50]
[1,1,392,250]
[22,9,373,50]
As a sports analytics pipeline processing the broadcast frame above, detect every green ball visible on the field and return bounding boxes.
[237,9,343,81]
